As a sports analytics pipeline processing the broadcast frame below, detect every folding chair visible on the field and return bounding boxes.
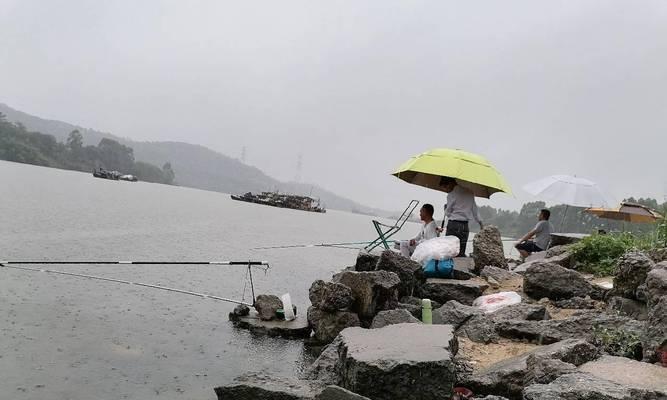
[364,200,420,252]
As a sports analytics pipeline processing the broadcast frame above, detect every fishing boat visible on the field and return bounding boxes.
[93,168,138,182]
[231,191,326,213]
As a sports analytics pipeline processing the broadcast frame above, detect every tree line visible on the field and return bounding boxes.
[0,112,175,184]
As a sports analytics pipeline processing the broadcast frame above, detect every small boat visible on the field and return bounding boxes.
[231,191,326,213]
[93,168,136,181]
[119,174,138,182]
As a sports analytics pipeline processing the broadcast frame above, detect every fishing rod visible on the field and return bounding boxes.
[251,242,372,250]
[0,260,270,306]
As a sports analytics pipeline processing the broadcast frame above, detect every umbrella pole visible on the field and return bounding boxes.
[559,205,569,232]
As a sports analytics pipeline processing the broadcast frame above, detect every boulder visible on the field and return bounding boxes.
[337,324,458,400]
[472,226,508,272]
[545,245,572,258]
[463,339,599,398]
[375,250,424,297]
[524,354,578,385]
[579,355,667,394]
[308,307,361,344]
[452,268,476,280]
[230,311,312,339]
[646,267,667,306]
[309,280,354,312]
[523,262,593,300]
[333,270,401,321]
[480,266,520,283]
[417,278,489,306]
[432,300,482,328]
[232,304,250,317]
[648,248,667,263]
[315,386,371,400]
[370,309,420,328]
[305,337,342,385]
[214,371,323,400]
[523,372,664,400]
[612,251,654,300]
[354,252,379,272]
[396,302,422,320]
[494,311,645,345]
[254,294,283,321]
[544,250,574,269]
[490,303,549,321]
[457,314,500,343]
[606,296,648,321]
[643,295,667,363]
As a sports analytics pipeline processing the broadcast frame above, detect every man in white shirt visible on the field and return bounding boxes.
[439,177,483,257]
[399,204,438,257]
[516,209,554,258]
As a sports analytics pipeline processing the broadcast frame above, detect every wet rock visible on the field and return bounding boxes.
[646,267,667,306]
[433,300,482,328]
[315,386,371,400]
[480,266,520,283]
[354,252,379,272]
[305,337,342,385]
[309,280,354,312]
[375,250,424,298]
[232,304,250,317]
[472,226,508,272]
[254,294,283,321]
[307,307,361,344]
[417,278,489,306]
[606,296,648,321]
[337,324,458,400]
[643,295,667,363]
[463,339,599,398]
[214,371,324,400]
[523,372,664,400]
[370,309,420,329]
[553,297,600,309]
[524,354,578,384]
[230,311,312,339]
[494,311,644,345]
[580,355,667,394]
[523,262,593,300]
[491,303,549,321]
[333,270,400,322]
[612,251,654,300]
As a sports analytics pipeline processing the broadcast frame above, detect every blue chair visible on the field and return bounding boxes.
[364,200,419,252]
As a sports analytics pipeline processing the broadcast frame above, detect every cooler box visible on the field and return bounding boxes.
[423,258,454,278]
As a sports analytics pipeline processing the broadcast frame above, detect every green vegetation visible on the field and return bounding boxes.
[0,112,175,184]
[592,326,643,360]
[571,234,637,276]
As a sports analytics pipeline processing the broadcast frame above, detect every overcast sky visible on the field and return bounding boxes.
[1,0,666,212]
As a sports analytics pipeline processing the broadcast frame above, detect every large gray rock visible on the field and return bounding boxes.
[315,386,371,400]
[370,309,420,329]
[214,371,323,400]
[613,251,654,300]
[354,252,379,272]
[254,294,283,321]
[472,226,508,272]
[648,248,667,263]
[230,311,312,339]
[544,250,575,269]
[333,270,401,322]
[545,245,572,258]
[463,339,599,398]
[305,338,342,385]
[417,278,489,306]
[524,354,578,385]
[491,303,549,321]
[523,262,593,300]
[646,267,667,307]
[643,295,667,363]
[494,311,645,345]
[523,372,665,400]
[553,296,600,309]
[375,250,424,298]
[308,307,361,344]
[432,300,482,328]
[606,296,648,321]
[337,324,458,400]
[309,280,354,312]
[480,265,521,283]
[457,314,499,343]
[579,355,667,394]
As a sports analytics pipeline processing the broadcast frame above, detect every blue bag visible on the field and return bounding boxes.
[423,258,454,278]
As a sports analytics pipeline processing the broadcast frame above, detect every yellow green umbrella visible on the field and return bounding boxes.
[392,148,512,198]
[585,202,663,223]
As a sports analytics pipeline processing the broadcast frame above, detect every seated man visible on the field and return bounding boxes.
[398,204,438,257]
[515,209,553,258]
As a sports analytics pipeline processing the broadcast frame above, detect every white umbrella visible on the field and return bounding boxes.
[523,175,613,230]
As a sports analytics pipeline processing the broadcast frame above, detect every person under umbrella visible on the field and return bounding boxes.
[438,177,484,257]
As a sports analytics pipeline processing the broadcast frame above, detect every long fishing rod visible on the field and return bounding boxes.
[0,260,270,306]
[251,242,372,250]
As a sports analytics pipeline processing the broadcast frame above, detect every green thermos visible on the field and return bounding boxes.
[422,298,432,324]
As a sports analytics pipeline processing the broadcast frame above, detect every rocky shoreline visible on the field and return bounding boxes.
[222,226,667,399]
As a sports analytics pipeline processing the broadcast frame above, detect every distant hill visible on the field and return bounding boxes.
[0,103,388,216]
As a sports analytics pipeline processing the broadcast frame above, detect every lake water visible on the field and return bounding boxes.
[0,160,514,400]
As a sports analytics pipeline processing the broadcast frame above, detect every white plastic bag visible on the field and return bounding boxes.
[281,293,295,321]
[411,236,460,264]
[473,291,522,314]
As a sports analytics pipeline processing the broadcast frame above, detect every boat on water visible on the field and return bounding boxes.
[93,168,138,182]
[231,191,326,213]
